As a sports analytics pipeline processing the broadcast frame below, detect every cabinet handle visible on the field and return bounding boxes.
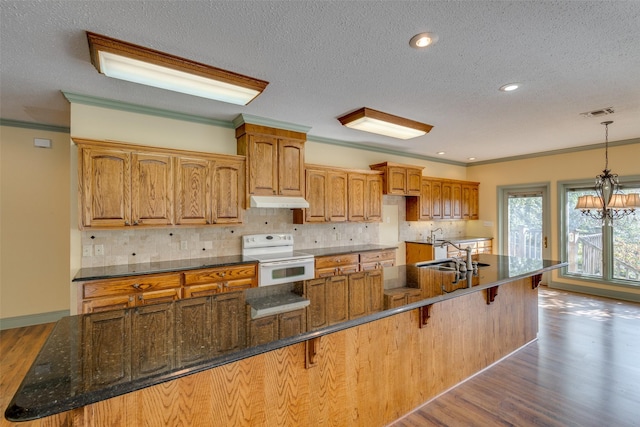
[133,220,139,225]
[132,283,140,289]
[129,296,134,302]
[124,221,130,226]
[138,295,143,301]
[220,272,226,277]
[206,220,211,224]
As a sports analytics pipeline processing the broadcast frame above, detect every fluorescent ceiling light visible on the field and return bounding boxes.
[86,32,268,106]
[499,83,520,92]
[337,107,433,140]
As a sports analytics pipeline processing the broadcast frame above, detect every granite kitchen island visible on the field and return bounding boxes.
[6,254,565,426]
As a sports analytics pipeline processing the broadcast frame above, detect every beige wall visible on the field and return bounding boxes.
[0,126,71,321]
[467,141,640,297]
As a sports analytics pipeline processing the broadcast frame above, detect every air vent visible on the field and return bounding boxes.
[580,107,614,118]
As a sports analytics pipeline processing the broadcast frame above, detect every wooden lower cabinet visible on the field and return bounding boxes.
[315,253,359,278]
[79,264,257,314]
[247,308,306,346]
[80,273,182,314]
[298,270,383,329]
[131,303,175,378]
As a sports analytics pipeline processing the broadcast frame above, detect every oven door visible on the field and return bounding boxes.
[258,257,315,286]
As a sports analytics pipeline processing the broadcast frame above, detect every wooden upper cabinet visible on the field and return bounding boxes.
[174,156,211,226]
[347,173,367,222]
[365,174,383,222]
[80,146,131,228]
[278,138,305,196]
[76,139,245,229]
[431,180,443,220]
[132,153,173,226]
[211,158,244,224]
[328,171,348,222]
[406,178,432,221]
[369,162,423,196]
[451,182,462,219]
[303,168,329,223]
[406,168,423,196]
[236,123,306,203]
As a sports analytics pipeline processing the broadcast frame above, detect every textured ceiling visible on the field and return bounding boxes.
[1,1,639,164]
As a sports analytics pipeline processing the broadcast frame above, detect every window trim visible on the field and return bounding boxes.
[558,176,640,288]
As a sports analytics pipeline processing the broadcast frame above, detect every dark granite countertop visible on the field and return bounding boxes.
[6,254,566,422]
[405,236,493,245]
[301,244,398,257]
[73,255,258,282]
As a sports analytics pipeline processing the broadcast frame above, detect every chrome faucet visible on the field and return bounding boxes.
[438,240,473,271]
[429,227,443,243]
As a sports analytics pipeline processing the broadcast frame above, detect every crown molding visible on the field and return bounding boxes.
[0,118,70,133]
[62,92,234,128]
[232,114,311,134]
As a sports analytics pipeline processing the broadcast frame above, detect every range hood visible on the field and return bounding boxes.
[250,195,309,209]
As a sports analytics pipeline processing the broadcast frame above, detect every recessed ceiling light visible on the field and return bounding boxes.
[499,83,520,92]
[468,157,477,161]
[437,151,445,155]
[409,32,439,49]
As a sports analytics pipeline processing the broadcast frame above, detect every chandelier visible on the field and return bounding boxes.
[575,121,640,222]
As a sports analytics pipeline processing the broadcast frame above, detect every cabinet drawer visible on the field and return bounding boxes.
[184,264,257,286]
[83,273,181,299]
[360,250,395,264]
[315,254,359,269]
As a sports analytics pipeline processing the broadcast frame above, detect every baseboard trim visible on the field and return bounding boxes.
[0,310,69,330]
[549,281,640,303]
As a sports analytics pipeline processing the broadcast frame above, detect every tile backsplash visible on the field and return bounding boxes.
[81,207,381,268]
[80,197,468,268]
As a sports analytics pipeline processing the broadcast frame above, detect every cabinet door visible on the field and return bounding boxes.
[305,278,328,330]
[365,174,383,222]
[328,171,348,222]
[405,243,434,264]
[305,168,328,223]
[247,134,279,196]
[249,315,279,346]
[213,291,246,353]
[461,184,472,219]
[366,270,384,313]
[420,179,433,219]
[81,147,131,228]
[279,309,306,339]
[431,180,443,219]
[131,152,174,226]
[348,273,367,319]
[175,156,211,225]
[451,182,462,219]
[386,166,407,195]
[469,184,479,220]
[347,173,366,222]
[327,275,348,325]
[132,303,174,378]
[278,138,305,196]
[82,309,131,389]
[442,181,453,219]
[212,158,244,224]
[406,168,423,196]
[175,297,212,366]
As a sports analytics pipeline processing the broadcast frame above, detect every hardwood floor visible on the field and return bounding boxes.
[1,288,639,427]
[390,287,640,427]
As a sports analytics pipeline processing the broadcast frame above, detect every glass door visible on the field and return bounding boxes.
[498,184,550,260]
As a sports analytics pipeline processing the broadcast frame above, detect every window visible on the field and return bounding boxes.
[561,179,640,286]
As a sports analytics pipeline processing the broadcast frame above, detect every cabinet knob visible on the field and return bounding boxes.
[133,220,139,225]
[124,221,130,226]
[132,283,140,289]
[138,295,143,301]
[206,220,211,224]
[129,296,134,302]
[220,272,226,277]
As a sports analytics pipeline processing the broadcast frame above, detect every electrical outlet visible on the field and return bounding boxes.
[95,245,104,256]
[181,241,188,250]
[82,245,92,257]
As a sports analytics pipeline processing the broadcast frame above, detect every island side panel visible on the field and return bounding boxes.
[59,277,537,427]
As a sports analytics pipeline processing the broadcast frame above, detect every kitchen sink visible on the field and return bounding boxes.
[415,259,490,269]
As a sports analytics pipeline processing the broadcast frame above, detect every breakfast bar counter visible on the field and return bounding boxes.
[6,254,566,425]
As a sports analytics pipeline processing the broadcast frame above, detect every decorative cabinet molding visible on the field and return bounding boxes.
[406,177,479,221]
[369,161,423,196]
[293,164,383,224]
[75,138,245,229]
[235,123,305,203]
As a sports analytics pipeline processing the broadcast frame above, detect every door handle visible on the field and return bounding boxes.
[544,236,548,249]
